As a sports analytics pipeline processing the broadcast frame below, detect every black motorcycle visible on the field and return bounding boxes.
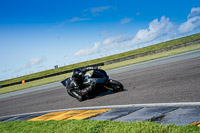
[61,67,123,99]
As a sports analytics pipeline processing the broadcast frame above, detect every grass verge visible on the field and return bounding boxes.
[0,120,199,133]
[0,43,200,95]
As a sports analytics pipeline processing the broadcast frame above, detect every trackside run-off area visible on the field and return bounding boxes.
[0,103,200,132]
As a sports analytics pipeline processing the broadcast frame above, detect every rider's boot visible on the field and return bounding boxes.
[68,90,84,101]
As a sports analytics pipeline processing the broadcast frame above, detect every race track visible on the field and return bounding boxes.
[0,50,200,117]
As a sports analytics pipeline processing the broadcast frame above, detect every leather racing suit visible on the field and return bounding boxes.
[62,67,98,101]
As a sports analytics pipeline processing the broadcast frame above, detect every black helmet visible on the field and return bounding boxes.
[72,68,83,81]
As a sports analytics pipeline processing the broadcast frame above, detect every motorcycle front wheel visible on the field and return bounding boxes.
[107,79,123,92]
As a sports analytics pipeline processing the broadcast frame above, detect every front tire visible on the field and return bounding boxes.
[108,80,123,92]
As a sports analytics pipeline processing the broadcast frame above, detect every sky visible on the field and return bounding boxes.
[0,0,200,81]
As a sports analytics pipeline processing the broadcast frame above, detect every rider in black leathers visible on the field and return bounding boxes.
[64,67,98,101]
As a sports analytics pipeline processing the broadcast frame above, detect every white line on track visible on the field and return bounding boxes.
[1,102,200,119]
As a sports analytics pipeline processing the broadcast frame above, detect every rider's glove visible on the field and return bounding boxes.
[89,79,96,88]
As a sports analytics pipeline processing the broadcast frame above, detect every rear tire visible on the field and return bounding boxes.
[109,80,123,92]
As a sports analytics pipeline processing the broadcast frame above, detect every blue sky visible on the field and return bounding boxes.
[0,0,200,81]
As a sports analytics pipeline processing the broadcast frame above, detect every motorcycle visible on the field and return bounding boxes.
[61,67,123,100]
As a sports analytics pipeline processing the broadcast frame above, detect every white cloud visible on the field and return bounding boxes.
[75,42,101,56]
[179,17,200,33]
[188,7,200,19]
[102,35,131,45]
[120,17,132,24]
[69,17,90,22]
[84,6,115,16]
[90,6,114,13]
[17,57,46,72]
[179,7,200,34]
[130,16,176,45]
[49,17,90,30]
[24,57,46,69]
[104,40,129,52]
[74,35,131,56]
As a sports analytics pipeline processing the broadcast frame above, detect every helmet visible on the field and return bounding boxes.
[72,68,83,82]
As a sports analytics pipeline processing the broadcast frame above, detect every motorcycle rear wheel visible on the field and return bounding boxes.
[108,80,123,92]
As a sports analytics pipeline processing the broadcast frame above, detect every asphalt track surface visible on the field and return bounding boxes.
[0,50,200,117]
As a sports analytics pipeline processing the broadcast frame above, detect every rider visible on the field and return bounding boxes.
[65,67,98,101]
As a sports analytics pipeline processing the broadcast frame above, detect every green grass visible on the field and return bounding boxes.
[1,33,200,86]
[1,43,200,94]
[101,43,200,70]
[0,120,199,133]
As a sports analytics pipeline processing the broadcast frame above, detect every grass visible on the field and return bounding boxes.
[101,43,200,70]
[0,43,200,94]
[1,33,200,86]
[0,120,199,133]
